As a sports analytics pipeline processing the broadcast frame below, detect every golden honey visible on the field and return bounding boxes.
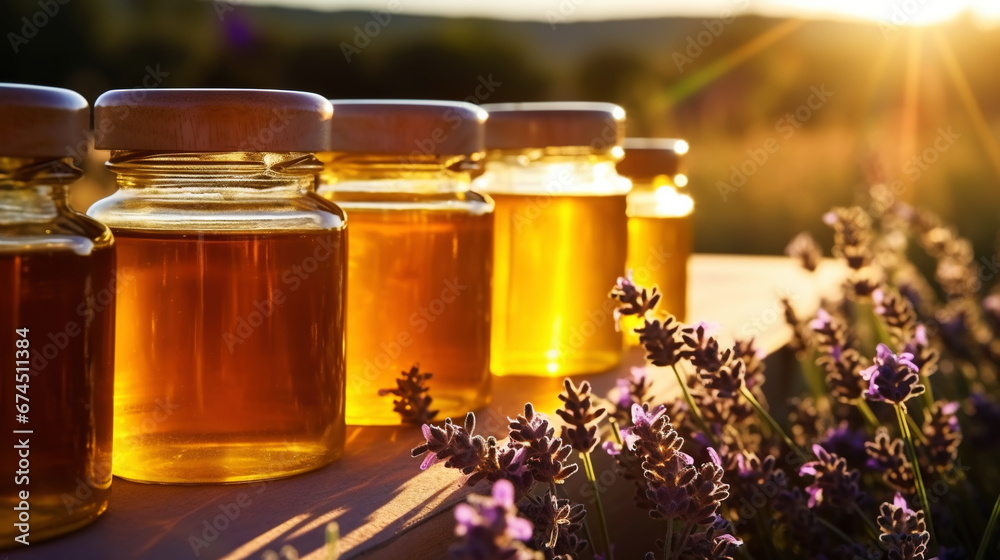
[1,84,114,545]
[87,88,345,483]
[489,191,627,375]
[478,102,630,376]
[623,192,693,344]
[618,139,693,346]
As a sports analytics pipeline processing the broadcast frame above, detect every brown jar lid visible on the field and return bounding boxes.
[326,100,486,157]
[0,83,89,159]
[617,138,688,179]
[481,102,625,152]
[94,88,332,152]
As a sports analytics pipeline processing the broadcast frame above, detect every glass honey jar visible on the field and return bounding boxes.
[476,102,629,376]
[618,138,693,346]
[317,101,493,426]
[87,89,346,483]
[0,84,114,544]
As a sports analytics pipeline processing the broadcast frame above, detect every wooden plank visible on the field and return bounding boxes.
[12,255,842,560]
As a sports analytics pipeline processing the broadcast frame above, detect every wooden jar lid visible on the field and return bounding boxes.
[0,83,89,159]
[480,102,625,152]
[93,89,332,152]
[617,138,688,179]
[326,100,486,156]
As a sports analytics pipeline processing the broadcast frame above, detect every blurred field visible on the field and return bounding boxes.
[2,0,998,257]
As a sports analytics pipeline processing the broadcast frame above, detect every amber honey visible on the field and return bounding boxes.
[489,192,627,375]
[1,244,115,544]
[328,195,493,425]
[319,100,494,425]
[109,230,346,483]
[88,89,345,484]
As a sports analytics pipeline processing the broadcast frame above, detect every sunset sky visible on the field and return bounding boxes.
[238,0,1000,25]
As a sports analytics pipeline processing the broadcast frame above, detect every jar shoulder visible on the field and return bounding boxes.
[87,189,347,233]
[1,207,113,255]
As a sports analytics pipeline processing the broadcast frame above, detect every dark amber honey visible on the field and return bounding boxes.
[110,230,346,483]
[0,244,114,543]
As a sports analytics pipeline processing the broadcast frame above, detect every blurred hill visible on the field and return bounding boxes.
[2,0,999,258]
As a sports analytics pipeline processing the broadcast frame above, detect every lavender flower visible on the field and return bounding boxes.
[786,231,823,272]
[860,344,925,404]
[378,364,439,425]
[876,493,933,560]
[609,367,652,425]
[508,404,579,486]
[698,358,746,400]
[824,206,873,271]
[681,448,731,525]
[732,337,766,393]
[673,515,743,560]
[451,479,539,560]
[903,325,939,377]
[520,490,587,557]
[874,288,917,345]
[799,444,865,510]
[789,397,823,447]
[610,272,661,328]
[781,297,810,356]
[921,401,961,473]
[983,293,1000,332]
[810,308,868,402]
[636,316,685,368]
[865,427,915,494]
[772,486,828,556]
[555,379,606,454]
[680,323,730,373]
[412,413,532,495]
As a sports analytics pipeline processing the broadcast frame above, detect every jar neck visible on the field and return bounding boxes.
[107,151,321,195]
[318,153,475,193]
[481,151,627,196]
[0,157,78,224]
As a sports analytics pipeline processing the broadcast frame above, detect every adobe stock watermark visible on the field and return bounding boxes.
[28,271,131,375]
[223,234,342,352]
[546,0,587,30]
[7,0,71,54]
[672,0,750,72]
[401,73,501,163]
[65,65,170,162]
[188,482,268,557]
[236,107,294,153]
[213,0,244,21]
[340,0,402,63]
[864,126,960,222]
[61,398,177,514]
[878,0,933,40]
[353,278,468,392]
[717,84,834,201]
[738,287,798,339]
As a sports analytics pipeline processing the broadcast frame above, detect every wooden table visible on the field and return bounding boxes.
[13,255,843,560]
